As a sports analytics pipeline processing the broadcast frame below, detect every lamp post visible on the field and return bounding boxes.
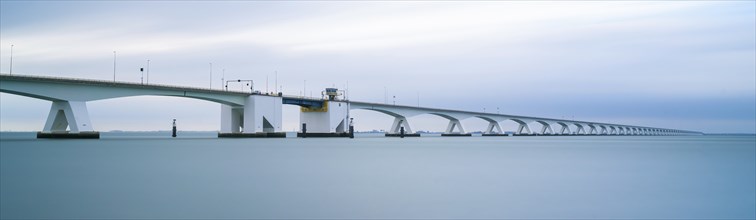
[146,59,150,84]
[209,62,213,89]
[9,44,13,75]
[113,51,116,82]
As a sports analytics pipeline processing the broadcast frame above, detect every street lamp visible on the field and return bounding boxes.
[146,59,150,84]
[113,51,116,82]
[209,62,213,89]
[9,44,13,75]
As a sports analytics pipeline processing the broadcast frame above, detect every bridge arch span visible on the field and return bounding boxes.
[506,118,534,134]
[0,79,248,107]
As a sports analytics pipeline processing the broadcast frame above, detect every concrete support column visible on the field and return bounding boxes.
[485,121,502,134]
[220,104,243,133]
[444,119,465,134]
[540,124,553,135]
[517,123,531,135]
[610,127,617,135]
[588,125,597,135]
[43,101,94,133]
[559,124,571,135]
[575,124,586,135]
[243,95,282,133]
[300,100,350,134]
[389,116,413,134]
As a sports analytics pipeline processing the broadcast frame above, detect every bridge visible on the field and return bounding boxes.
[0,74,702,138]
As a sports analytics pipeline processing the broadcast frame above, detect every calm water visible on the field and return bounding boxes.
[1,133,754,219]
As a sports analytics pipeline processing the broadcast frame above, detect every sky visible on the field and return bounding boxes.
[0,1,754,133]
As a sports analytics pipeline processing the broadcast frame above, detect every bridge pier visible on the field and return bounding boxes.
[297,100,351,137]
[218,96,285,138]
[538,121,553,135]
[37,101,99,139]
[481,121,506,136]
[385,116,420,137]
[598,125,607,135]
[557,123,571,135]
[574,124,586,135]
[514,123,534,136]
[220,105,243,133]
[588,125,598,135]
[441,119,471,136]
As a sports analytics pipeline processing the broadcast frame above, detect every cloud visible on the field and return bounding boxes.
[0,1,754,133]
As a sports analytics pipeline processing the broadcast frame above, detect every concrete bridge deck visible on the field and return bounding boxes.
[0,74,702,138]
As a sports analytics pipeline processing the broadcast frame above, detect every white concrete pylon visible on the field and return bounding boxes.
[43,101,94,133]
[588,124,597,135]
[558,122,571,135]
[220,104,243,133]
[243,95,282,133]
[574,123,586,135]
[485,121,503,134]
[300,100,350,133]
[610,126,617,135]
[538,121,553,135]
[516,123,531,134]
[389,116,413,134]
[599,125,608,135]
[445,119,465,134]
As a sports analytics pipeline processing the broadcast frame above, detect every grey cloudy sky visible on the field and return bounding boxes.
[1,1,754,133]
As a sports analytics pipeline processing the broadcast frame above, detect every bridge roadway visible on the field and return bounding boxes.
[0,74,701,138]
